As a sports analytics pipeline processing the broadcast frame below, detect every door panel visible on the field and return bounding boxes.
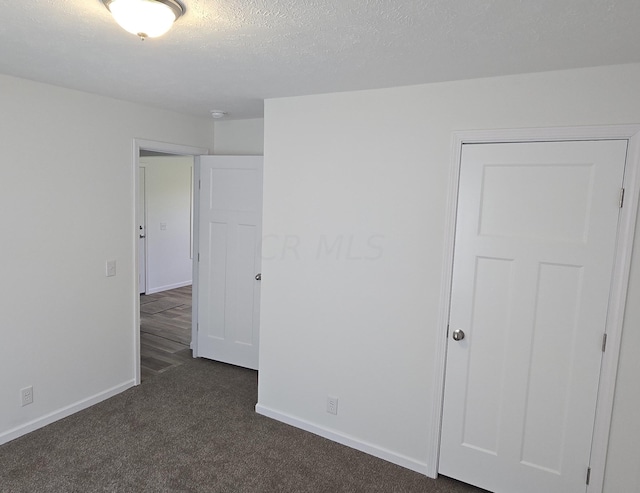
[439,140,627,493]
[521,263,582,474]
[478,164,594,241]
[196,156,263,370]
[462,256,513,456]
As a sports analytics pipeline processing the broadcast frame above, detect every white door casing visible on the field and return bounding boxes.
[195,156,263,370]
[439,140,628,493]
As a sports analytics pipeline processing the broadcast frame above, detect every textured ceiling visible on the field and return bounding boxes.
[1,0,639,119]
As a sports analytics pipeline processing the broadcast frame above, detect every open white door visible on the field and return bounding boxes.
[439,140,627,493]
[195,156,263,370]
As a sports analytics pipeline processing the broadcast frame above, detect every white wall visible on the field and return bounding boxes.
[213,118,264,155]
[257,63,640,491]
[140,156,194,293]
[0,74,212,443]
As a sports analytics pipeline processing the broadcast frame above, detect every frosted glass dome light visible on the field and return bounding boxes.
[102,0,184,40]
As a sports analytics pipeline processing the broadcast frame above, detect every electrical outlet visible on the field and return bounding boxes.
[327,396,338,415]
[106,260,116,277]
[21,386,33,407]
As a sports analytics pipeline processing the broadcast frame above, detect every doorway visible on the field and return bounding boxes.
[133,140,209,385]
[138,152,195,380]
[430,126,640,492]
[138,153,194,296]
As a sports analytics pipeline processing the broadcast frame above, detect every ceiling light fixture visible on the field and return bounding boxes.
[210,110,228,119]
[102,0,184,40]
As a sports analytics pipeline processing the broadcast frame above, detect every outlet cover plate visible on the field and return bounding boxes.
[327,396,338,415]
[21,386,33,407]
[106,260,116,277]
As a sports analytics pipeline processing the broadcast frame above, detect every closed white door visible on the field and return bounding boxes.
[138,166,147,294]
[439,140,627,493]
[196,156,263,370]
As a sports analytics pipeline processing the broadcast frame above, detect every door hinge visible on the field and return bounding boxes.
[197,252,200,262]
[602,333,608,353]
[446,324,450,338]
[619,188,625,208]
[586,466,591,485]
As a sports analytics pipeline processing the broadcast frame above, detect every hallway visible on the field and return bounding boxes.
[140,285,192,381]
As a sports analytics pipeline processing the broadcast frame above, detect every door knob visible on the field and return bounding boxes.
[452,329,465,341]
[255,273,262,281]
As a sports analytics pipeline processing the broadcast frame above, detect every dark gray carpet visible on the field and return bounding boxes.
[0,359,485,492]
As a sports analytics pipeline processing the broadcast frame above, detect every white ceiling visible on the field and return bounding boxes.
[1,0,639,119]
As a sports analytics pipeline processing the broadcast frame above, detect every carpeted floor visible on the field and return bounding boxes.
[0,359,487,492]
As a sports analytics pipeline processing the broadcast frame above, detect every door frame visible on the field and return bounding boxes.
[132,139,209,386]
[191,156,202,358]
[429,125,640,492]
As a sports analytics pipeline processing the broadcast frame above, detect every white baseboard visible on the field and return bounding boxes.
[0,380,135,446]
[145,281,192,295]
[255,403,432,477]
